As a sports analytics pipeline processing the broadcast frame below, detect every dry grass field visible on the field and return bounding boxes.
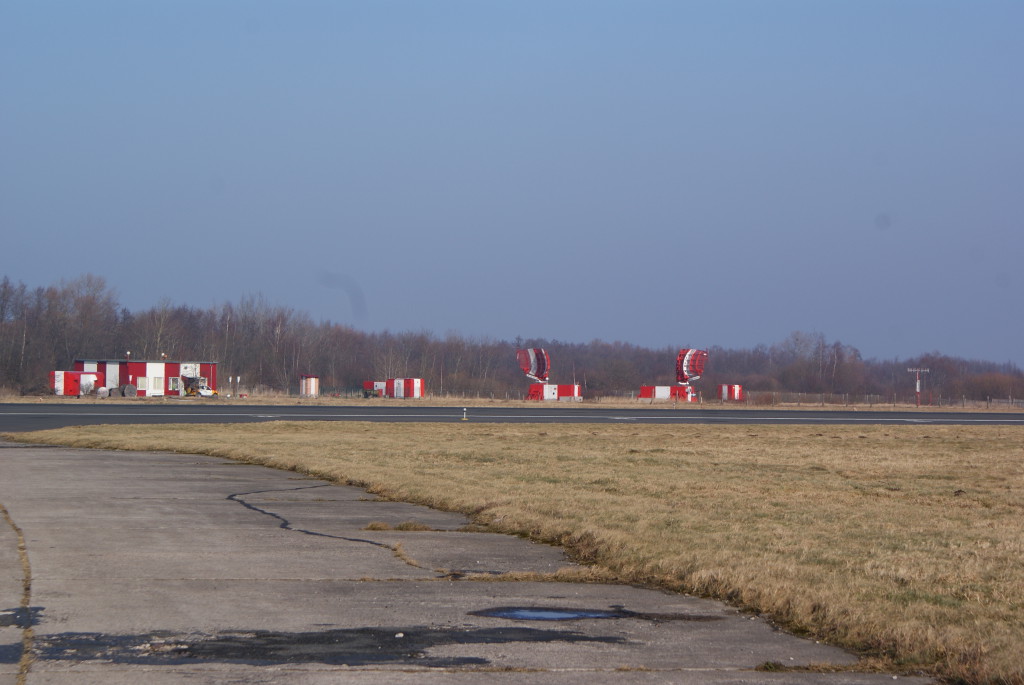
[5,421,1022,684]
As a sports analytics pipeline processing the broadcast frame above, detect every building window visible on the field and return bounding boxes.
[168,377,181,392]
[137,377,149,391]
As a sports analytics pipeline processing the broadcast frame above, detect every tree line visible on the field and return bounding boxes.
[1,274,1021,402]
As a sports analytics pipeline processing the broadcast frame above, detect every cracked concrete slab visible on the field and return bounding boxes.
[370,531,572,575]
[0,441,934,684]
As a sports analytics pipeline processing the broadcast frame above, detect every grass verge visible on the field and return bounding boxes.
[5,421,1023,683]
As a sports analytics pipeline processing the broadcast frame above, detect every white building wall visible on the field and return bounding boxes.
[146,362,165,396]
[105,362,120,389]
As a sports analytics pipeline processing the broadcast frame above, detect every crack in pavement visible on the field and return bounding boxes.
[227,485,432,572]
[0,500,35,684]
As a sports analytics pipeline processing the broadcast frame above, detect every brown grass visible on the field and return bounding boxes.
[5,421,1023,683]
[364,520,435,531]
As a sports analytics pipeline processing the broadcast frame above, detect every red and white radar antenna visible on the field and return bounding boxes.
[676,348,708,387]
[516,348,551,383]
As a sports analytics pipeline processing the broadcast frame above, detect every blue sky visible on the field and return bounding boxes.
[3,1,1021,364]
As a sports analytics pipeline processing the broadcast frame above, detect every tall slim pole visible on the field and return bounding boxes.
[907,368,929,407]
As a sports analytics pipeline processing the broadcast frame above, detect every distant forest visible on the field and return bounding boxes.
[2,274,1022,403]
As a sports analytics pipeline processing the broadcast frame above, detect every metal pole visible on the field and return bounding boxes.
[907,368,929,407]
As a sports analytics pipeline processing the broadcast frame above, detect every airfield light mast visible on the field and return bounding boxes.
[907,368,930,407]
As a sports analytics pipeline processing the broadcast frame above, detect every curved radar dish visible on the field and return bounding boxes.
[676,348,708,385]
[516,348,551,383]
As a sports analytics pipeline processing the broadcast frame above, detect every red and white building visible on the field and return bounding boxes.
[719,384,745,401]
[364,379,425,398]
[526,383,582,402]
[50,370,105,397]
[386,378,424,398]
[638,385,699,402]
[72,359,218,397]
[362,381,386,397]
[299,375,320,398]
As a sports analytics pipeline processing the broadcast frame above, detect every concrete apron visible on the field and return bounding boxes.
[0,441,932,684]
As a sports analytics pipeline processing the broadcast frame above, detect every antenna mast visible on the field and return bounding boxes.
[907,368,930,407]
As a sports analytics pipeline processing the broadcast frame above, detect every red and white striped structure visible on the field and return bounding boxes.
[362,380,386,397]
[516,348,550,383]
[638,385,699,402]
[719,384,744,401]
[526,383,581,401]
[73,359,218,397]
[299,375,320,398]
[676,348,708,385]
[50,370,105,396]
[384,378,425,399]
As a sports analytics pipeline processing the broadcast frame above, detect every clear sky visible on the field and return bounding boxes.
[3,1,1021,365]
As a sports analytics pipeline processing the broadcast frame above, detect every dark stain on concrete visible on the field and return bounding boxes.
[0,606,42,628]
[33,625,625,666]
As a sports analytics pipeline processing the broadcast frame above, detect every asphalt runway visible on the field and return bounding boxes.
[1,402,1023,432]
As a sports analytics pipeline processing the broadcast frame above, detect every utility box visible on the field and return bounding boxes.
[384,378,424,398]
[527,383,581,401]
[362,380,386,397]
[299,375,320,398]
[638,385,697,401]
[719,384,744,401]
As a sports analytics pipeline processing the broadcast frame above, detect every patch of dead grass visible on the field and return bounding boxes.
[6,421,1024,683]
[364,521,435,531]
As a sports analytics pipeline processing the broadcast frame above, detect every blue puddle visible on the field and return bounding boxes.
[470,606,725,623]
